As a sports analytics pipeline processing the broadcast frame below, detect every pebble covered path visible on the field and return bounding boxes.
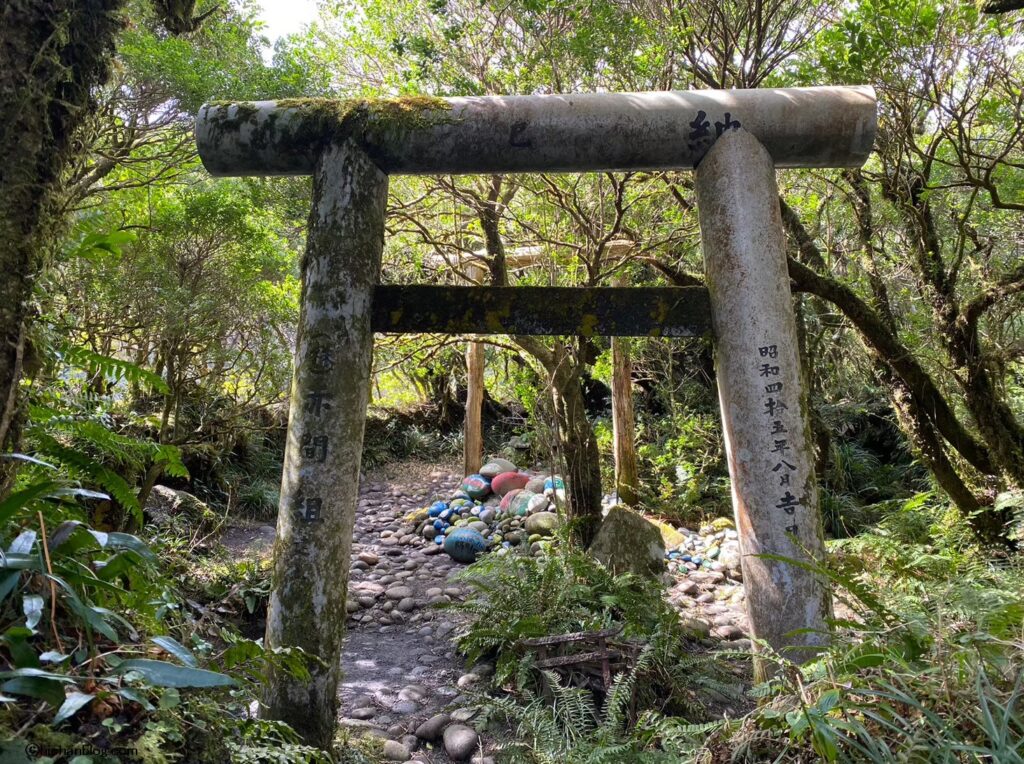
[223,459,755,761]
[340,463,491,762]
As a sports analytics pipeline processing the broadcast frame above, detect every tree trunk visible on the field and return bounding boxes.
[550,356,603,546]
[0,0,126,460]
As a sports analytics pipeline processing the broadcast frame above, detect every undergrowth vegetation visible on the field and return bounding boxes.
[449,499,1023,763]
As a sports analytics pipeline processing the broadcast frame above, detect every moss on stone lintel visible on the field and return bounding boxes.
[203,95,455,154]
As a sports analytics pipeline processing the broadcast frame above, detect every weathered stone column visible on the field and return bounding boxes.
[695,129,832,674]
[263,139,388,747]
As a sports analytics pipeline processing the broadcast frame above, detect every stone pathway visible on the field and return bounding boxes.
[341,463,489,763]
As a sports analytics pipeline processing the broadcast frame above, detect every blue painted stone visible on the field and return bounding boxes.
[544,476,566,492]
[439,508,453,521]
[434,536,444,545]
[433,519,444,530]
[668,551,680,559]
[681,554,692,562]
[461,474,492,500]
[444,528,488,563]
[692,556,703,565]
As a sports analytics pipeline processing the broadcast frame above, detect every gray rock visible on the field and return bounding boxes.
[588,505,666,577]
[414,712,451,741]
[385,585,414,600]
[382,739,411,761]
[392,699,420,715]
[524,511,561,536]
[350,706,377,720]
[680,617,712,639]
[479,458,517,478]
[443,724,480,761]
[397,597,416,612]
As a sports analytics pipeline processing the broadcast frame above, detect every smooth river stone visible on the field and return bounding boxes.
[524,511,561,536]
[491,471,530,496]
[479,458,517,478]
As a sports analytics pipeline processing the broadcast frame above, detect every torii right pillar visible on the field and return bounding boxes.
[696,129,832,677]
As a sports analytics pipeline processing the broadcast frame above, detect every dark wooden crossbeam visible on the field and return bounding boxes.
[371,285,712,337]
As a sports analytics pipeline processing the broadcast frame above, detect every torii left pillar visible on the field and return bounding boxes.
[264,139,388,747]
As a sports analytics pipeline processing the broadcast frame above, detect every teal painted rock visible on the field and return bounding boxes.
[479,458,518,479]
[461,474,491,499]
[510,491,536,517]
[444,528,488,563]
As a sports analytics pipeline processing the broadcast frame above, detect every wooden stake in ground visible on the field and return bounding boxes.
[611,274,640,506]
[695,129,832,675]
[262,139,388,747]
[463,263,486,474]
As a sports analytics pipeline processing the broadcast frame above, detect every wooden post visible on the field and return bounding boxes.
[464,263,485,474]
[695,129,832,675]
[611,275,640,506]
[262,139,388,748]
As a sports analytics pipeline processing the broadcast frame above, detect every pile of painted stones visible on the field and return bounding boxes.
[664,518,743,579]
[413,458,566,564]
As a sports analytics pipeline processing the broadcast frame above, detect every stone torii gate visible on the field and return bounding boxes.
[195,86,876,748]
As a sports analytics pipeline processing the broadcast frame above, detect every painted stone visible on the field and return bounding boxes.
[491,471,530,496]
[451,490,471,501]
[499,488,523,512]
[460,474,491,499]
[428,501,448,517]
[510,491,536,517]
[444,528,488,563]
[544,476,566,499]
[479,458,517,479]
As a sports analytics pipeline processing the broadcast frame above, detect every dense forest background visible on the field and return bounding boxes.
[1,0,1022,761]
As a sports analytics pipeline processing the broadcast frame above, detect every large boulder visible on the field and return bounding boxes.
[588,505,666,577]
[647,517,687,549]
[144,485,217,533]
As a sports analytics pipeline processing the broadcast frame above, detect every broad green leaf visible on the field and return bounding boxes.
[112,659,236,688]
[0,676,67,707]
[151,636,198,667]
[8,531,37,556]
[117,686,155,711]
[54,691,95,724]
[0,481,60,525]
[0,571,21,604]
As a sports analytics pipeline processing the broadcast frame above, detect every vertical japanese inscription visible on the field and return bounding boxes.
[758,343,801,537]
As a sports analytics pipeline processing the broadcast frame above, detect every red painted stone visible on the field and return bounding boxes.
[499,488,523,511]
[492,471,530,496]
